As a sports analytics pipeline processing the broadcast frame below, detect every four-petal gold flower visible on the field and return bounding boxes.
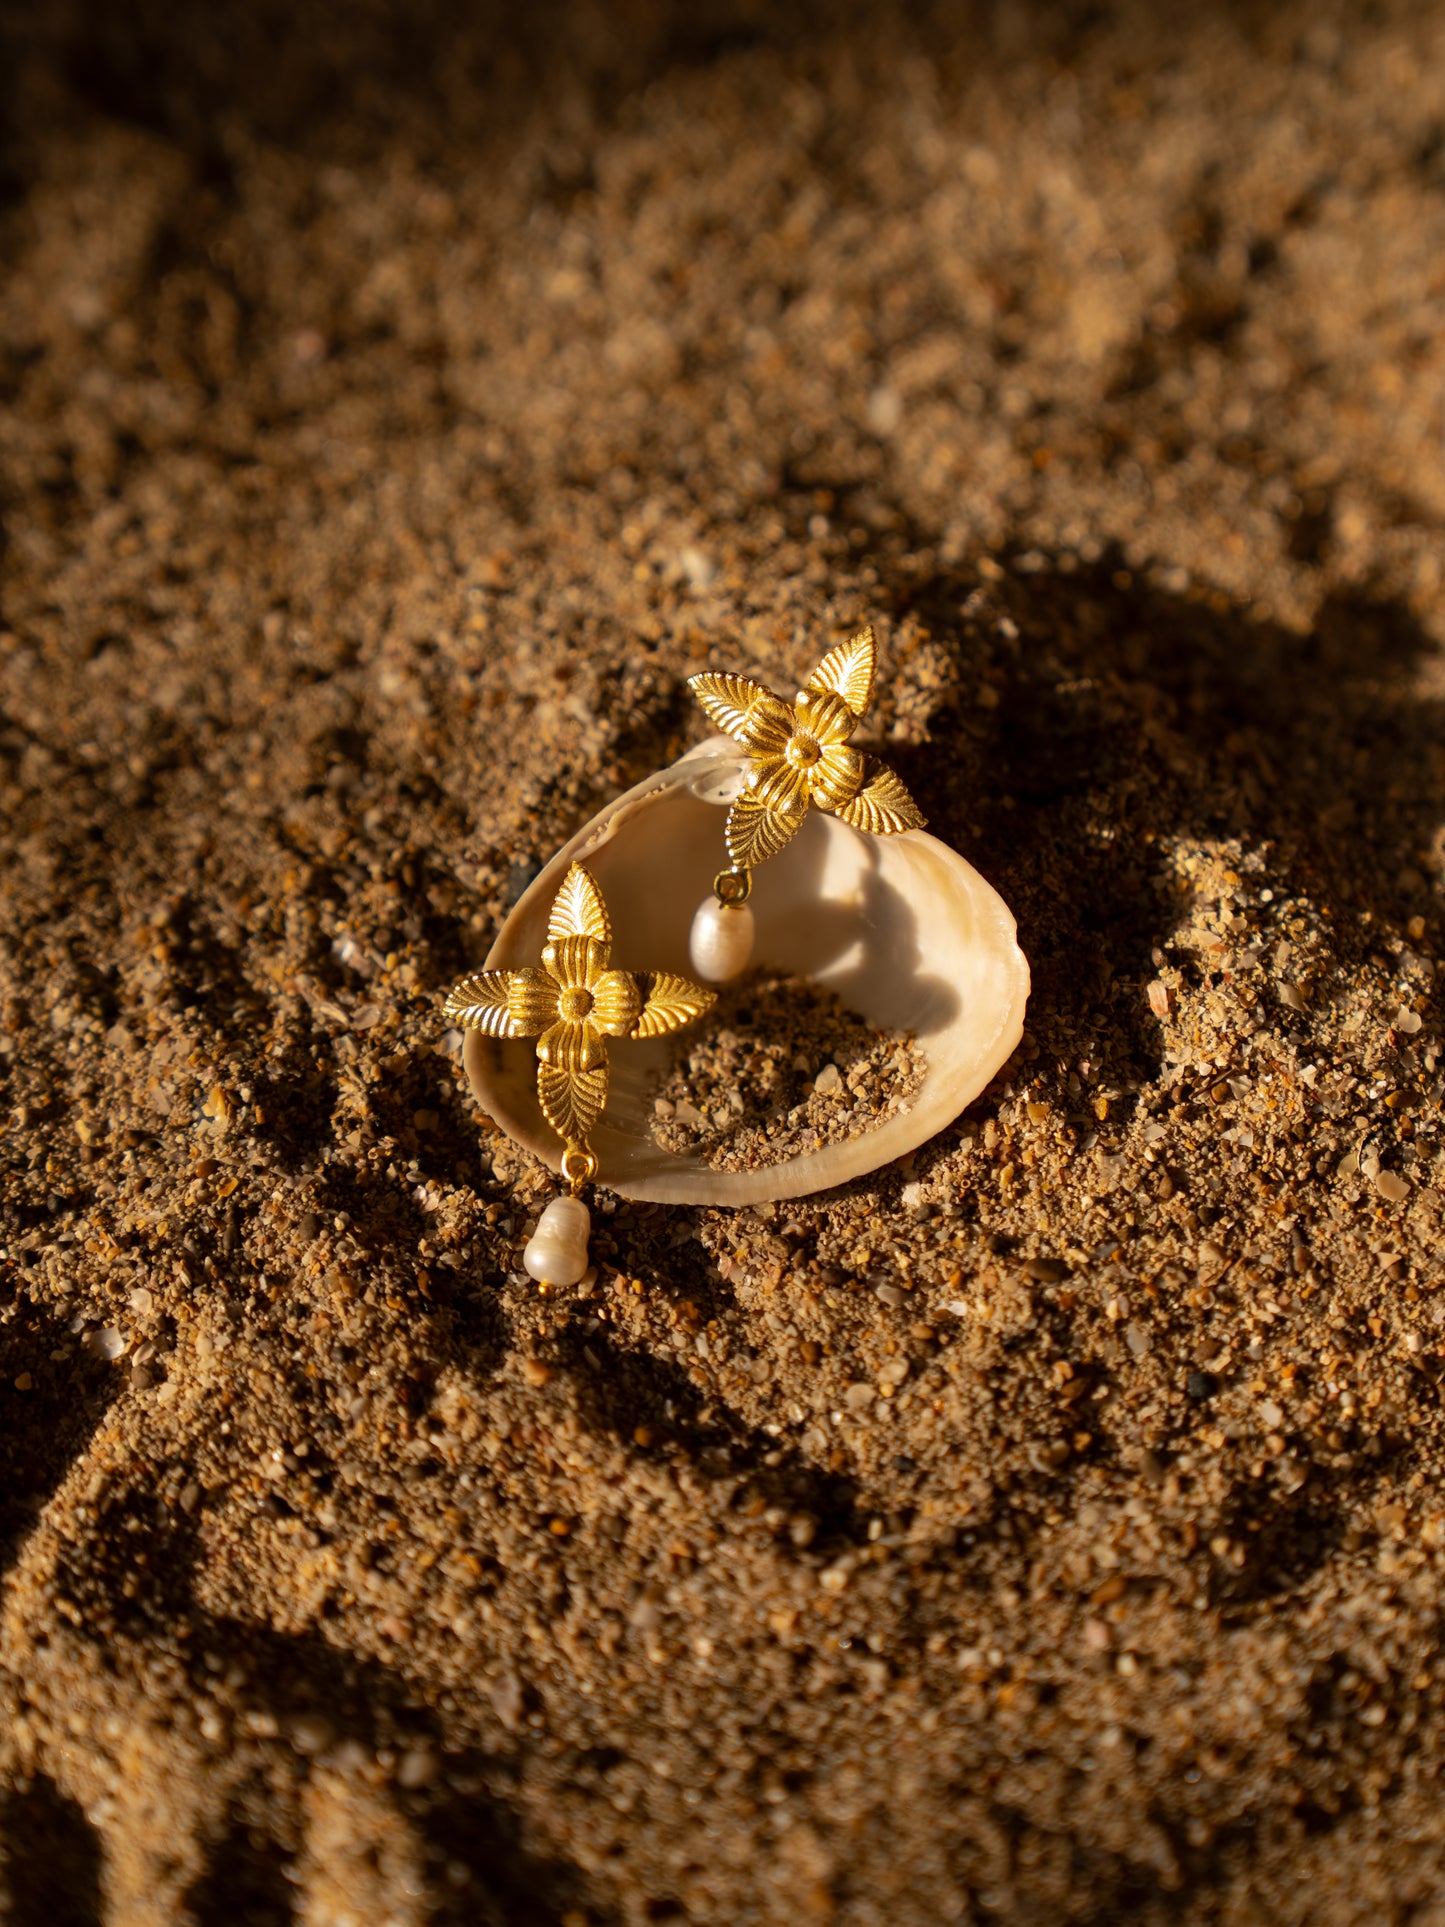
[443,863,714,1156]
[687,625,925,870]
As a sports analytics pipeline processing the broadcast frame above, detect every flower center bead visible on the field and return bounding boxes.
[558,986,594,1021]
[786,732,822,769]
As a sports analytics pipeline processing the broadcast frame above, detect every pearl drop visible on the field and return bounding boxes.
[688,897,755,982]
[523,1196,591,1287]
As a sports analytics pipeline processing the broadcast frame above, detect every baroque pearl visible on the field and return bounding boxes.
[523,1196,591,1287]
[688,897,755,983]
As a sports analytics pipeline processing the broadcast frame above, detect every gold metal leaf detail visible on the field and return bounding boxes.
[442,971,516,1038]
[548,862,611,944]
[537,1063,609,1145]
[686,674,793,755]
[632,972,717,1040]
[725,796,807,869]
[833,762,927,836]
[807,625,876,719]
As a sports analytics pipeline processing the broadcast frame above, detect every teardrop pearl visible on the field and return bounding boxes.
[523,1196,591,1287]
[689,898,755,983]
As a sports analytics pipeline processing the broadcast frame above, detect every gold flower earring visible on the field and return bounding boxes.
[684,625,926,982]
[443,862,714,1288]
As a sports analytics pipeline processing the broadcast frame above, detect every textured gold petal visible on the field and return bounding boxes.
[443,970,521,1037]
[751,756,810,815]
[810,742,865,812]
[794,687,858,747]
[537,1061,609,1146]
[831,761,927,836]
[547,862,611,944]
[504,966,559,1035]
[725,796,807,868]
[807,625,875,720]
[687,674,793,755]
[590,969,642,1037]
[543,934,607,989]
[535,1018,604,1073]
[631,971,717,1040]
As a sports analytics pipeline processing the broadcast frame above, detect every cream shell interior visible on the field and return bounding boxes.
[463,740,1030,1204]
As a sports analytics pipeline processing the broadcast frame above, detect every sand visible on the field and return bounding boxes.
[2,1,1445,1920]
[649,972,925,1172]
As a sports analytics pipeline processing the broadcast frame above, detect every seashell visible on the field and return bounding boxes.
[464,739,1029,1205]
